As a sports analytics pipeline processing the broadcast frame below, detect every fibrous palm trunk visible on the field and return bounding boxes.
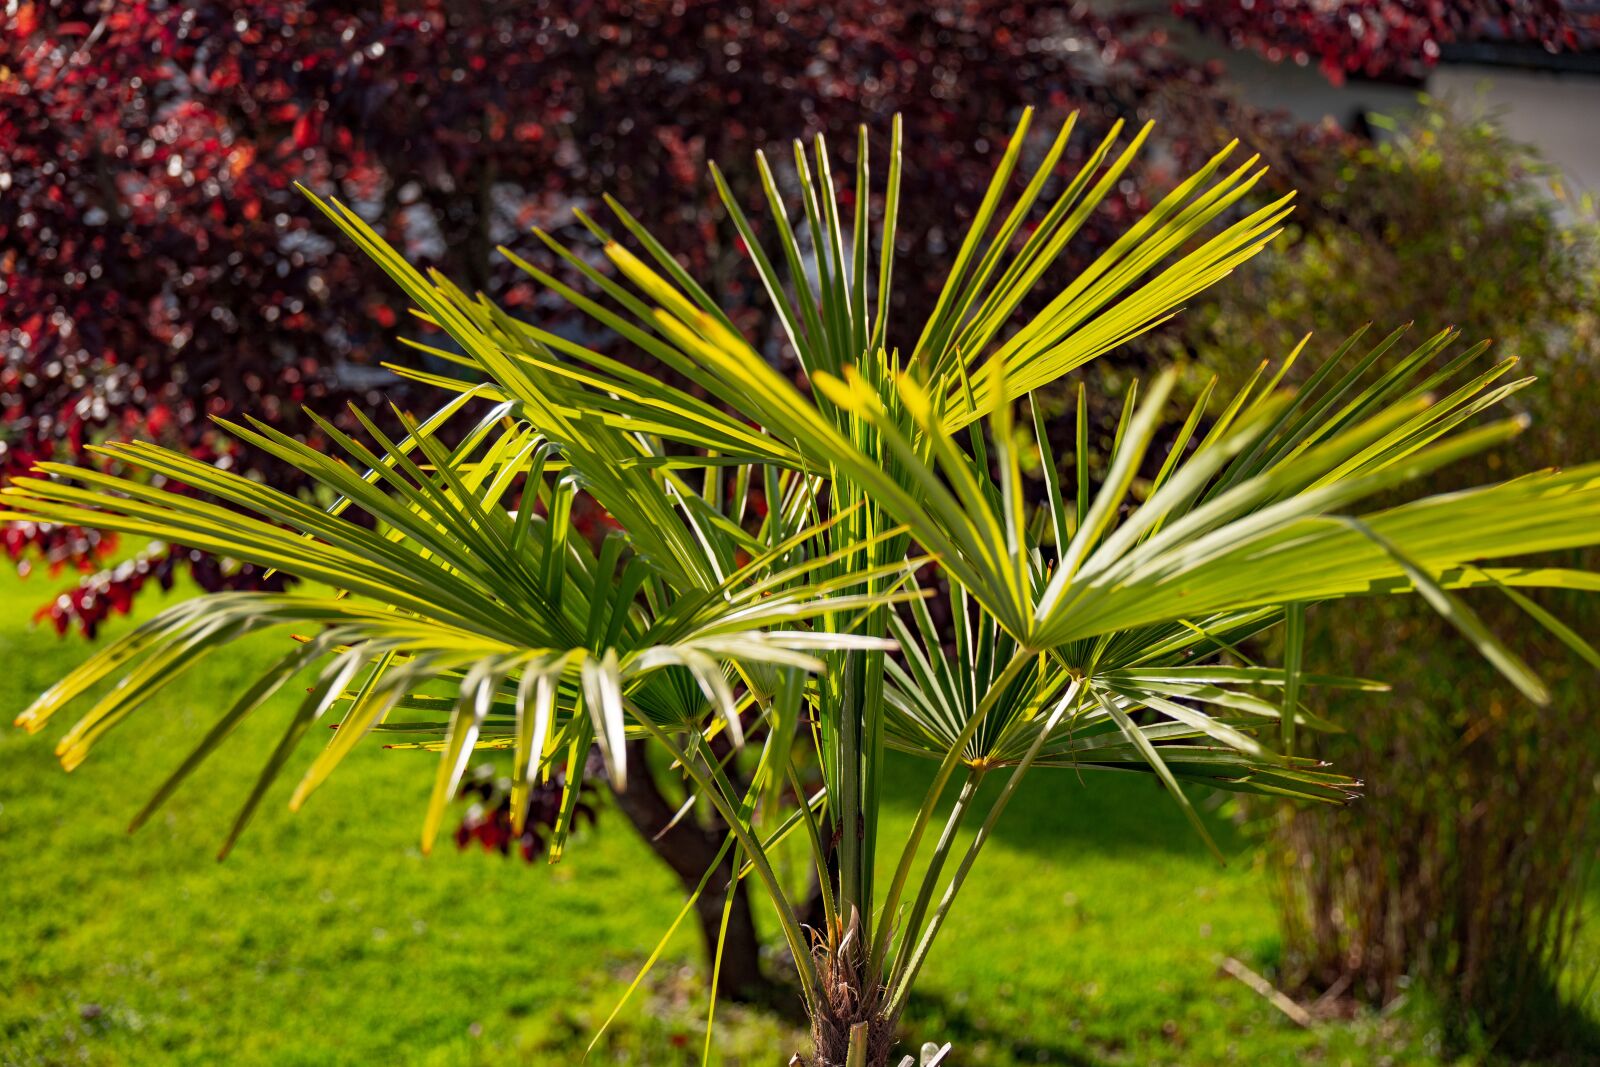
[802,942,896,1067]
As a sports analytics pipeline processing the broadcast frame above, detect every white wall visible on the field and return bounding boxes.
[1173,25,1419,128]
[1429,65,1600,201]
[1155,6,1600,203]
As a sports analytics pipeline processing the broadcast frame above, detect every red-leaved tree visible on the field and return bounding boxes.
[1,0,1336,632]
[3,0,1328,1001]
[1175,0,1596,86]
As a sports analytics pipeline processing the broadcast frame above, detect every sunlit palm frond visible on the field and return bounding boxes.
[12,110,1600,1062]
[2,403,889,848]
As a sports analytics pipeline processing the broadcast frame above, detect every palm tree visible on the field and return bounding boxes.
[10,111,1600,1066]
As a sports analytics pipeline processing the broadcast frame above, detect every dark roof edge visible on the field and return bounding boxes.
[1440,40,1600,76]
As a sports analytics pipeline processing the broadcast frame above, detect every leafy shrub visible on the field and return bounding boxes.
[1182,100,1600,1045]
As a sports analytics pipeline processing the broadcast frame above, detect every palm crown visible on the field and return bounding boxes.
[9,109,1600,1066]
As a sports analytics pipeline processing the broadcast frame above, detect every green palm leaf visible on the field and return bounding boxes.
[11,111,1600,1063]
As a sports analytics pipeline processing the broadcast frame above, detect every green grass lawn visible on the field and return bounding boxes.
[2,564,1596,1065]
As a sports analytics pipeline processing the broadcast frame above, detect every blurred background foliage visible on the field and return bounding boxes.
[1170,98,1600,1050]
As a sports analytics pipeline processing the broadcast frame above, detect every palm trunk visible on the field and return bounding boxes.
[805,958,895,1066]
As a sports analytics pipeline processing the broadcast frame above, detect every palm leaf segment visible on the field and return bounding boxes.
[343,108,1595,1003]
[308,108,1593,804]
[9,108,1600,1028]
[4,367,896,846]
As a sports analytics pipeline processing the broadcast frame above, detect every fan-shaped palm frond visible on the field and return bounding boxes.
[11,110,1600,1065]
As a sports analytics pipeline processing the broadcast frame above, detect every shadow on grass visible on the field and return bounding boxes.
[879,751,1252,862]
[1473,965,1600,1065]
[899,988,1112,1067]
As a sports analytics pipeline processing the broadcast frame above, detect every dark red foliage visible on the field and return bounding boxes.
[1176,1,1597,86]
[21,544,289,639]
[454,757,600,864]
[3,1,1311,634]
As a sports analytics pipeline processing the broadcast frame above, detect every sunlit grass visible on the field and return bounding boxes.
[2,564,1595,1065]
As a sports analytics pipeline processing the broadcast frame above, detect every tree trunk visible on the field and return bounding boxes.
[609,740,769,1003]
[807,940,895,1067]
